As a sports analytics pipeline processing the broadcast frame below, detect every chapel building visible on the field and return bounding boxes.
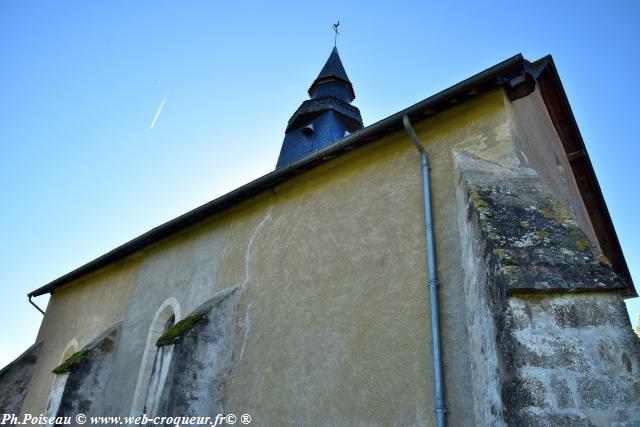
[1,47,639,426]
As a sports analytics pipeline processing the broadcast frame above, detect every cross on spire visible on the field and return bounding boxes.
[333,21,340,47]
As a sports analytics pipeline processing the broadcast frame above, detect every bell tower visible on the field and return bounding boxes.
[276,47,363,169]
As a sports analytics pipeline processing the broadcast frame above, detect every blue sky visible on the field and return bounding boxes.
[1,1,639,366]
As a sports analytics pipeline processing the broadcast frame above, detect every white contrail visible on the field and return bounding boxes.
[149,94,167,130]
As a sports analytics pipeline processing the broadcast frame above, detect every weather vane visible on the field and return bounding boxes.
[333,21,340,47]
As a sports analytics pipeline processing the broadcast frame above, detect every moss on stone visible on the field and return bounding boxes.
[476,201,489,212]
[556,209,573,221]
[470,191,489,212]
[576,239,590,253]
[596,253,611,267]
[564,221,579,232]
[156,313,206,347]
[465,174,628,294]
[502,257,515,266]
[540,205,572,223]
[52,349,90,375]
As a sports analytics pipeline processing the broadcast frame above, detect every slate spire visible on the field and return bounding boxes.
[276,47,363,169]
[308,47,356,101]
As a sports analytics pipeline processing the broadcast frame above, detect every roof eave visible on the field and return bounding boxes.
[29,53,635,298]
[529,56,636,297]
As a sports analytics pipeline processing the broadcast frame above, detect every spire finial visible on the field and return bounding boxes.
[333,21,340,47]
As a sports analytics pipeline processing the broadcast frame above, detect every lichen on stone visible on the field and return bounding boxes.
[576,239,589,253]
[596,253,611,267]
[52,349,90,375]
[470,190,489,212]
[463,176,627,294]
[539,204,572,224]
[156,313,206,347]
[501,257,515,266]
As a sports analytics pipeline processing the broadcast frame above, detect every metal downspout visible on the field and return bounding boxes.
[28,295,45,315]
[402,115,447,427]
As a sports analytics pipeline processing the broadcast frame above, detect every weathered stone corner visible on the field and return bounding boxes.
[455,152,640,426]
[464,175,627,295]
[56,323,121,419]
[155,286,240,348]
[0,341,41,415]
[146,286,240,420]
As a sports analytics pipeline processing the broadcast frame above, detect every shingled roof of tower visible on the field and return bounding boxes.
[308,47,356,100]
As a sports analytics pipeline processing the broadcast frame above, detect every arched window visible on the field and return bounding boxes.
[45,339,78,422]
[131,298,180,416]
[144,314,175,415]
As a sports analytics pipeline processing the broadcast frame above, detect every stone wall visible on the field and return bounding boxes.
[0,342,41,416]
[456,153,640,426]
[504,293,640,426]
[150,287,239,419]
[55,324,121,422]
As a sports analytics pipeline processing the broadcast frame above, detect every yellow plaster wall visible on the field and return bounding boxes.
[220,88,514,426]
[21,258,140,415]
[20,87,574,425]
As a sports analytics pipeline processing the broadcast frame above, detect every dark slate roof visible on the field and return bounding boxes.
[286,96,363,132]
[308,47,355,100]
[277,47,363,169]
[27,54,636,298]
[276,110,354,168]
[316,47,350,82]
